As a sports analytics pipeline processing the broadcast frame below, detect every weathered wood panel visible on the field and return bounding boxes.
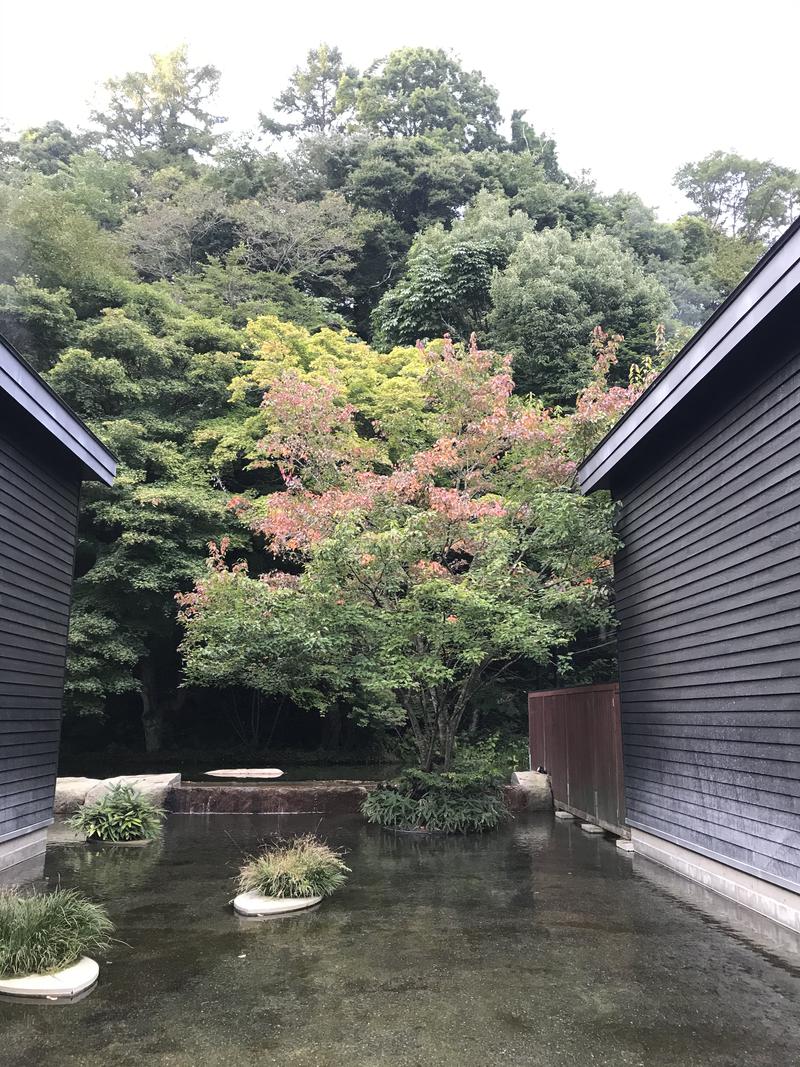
[614,341,800,894]
[0,400,81,842]
[528,683,626,834]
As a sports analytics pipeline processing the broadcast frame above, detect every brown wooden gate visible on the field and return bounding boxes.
[528,682,627,836]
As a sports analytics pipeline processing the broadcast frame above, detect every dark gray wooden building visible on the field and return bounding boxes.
[579,219,800,926]
[0,333,115,872]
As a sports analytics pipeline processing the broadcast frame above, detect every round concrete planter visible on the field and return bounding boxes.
[233,891,323,916]
[387,826,448,836]
[86,837,154,847]
[0,956,99,1000]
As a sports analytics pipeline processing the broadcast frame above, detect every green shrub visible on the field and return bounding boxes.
[0,889,113,978]
[238,835,350,899]
[69,783,165,842]
[454,734,529,780]
[362,766,510,834]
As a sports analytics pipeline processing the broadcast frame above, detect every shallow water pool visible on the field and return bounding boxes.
[3,813,800,1066]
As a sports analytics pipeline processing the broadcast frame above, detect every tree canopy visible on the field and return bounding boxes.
[179,333,644,769]
[0,39,789,757]
[675,151,799,242]
[91,46,225,169]
[352,47,503,150]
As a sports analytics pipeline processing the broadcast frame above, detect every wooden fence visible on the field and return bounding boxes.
[528,682,627,836]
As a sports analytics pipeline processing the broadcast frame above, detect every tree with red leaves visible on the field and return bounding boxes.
[179,330,651,770]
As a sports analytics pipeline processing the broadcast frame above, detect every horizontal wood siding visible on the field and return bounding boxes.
[614,344,800,893]
[0,406,81,842]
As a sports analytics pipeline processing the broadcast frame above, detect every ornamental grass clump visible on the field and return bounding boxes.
[362,767,509,834]
[69,783,165,842]
[238,835,350,899]
[0,889,113,979]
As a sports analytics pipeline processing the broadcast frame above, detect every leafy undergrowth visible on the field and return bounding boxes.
[69,783,165,842]
[362,767,510,834]
[0,889,113,978]
[238,835,350,899]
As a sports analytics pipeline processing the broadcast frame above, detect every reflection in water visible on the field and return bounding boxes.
[59,839,165,898]
[0,813,798,1067]
[632,852,800,972]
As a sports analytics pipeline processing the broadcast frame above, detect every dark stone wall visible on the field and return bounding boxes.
[166,782,540,816]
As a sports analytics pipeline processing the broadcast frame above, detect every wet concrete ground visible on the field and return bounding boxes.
[2,813,800,1066]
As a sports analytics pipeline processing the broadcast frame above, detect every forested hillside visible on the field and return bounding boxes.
[1,44,796,756]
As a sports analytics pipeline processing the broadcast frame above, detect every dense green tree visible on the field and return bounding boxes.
[0,180,130,315]
[345,136,482,232]
[675,151,800,242]
[490,226,672,400]
[91,46,224,169]
[121,176,234,279]
[207,136,288,199]
[352,47,502,150]
[603,191,683,263]
[168,253,345,330]
[3,120,95,175]
[372,190,532,345]
[673,214,763,302]
[47,296,244,748]
[287,131,370,199]
[509,110,562,181]
[0,275,78,366]
[262,44,357,136]
[233,191,364,297]
[50,151,140,229]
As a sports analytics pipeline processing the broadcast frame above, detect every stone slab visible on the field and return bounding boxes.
[507,772,552,812]
[581,822,605,834]
[554,810,575,820]
[616,838,635,852]
[53,778,101,815]
[0,956,98,999]
[206,769,283,779]
[84,773,181,807]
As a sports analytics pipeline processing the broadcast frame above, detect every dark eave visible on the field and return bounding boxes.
[578,217,800,493]
[0,332,117,485]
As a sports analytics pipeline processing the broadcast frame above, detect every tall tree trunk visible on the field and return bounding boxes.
[442,717,459,771]
[321,705,342,750]
[139,660,164,753]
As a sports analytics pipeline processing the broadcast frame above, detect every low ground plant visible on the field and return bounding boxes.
[238,835,350,899]
[362,765,509,834]
[0,889,113,978]
[69,783,165,842]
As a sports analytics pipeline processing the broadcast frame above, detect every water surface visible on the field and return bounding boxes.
[3,813,800,1066]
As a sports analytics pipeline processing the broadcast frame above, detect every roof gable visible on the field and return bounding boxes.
[0,334,116,485]
[578,218,800,492]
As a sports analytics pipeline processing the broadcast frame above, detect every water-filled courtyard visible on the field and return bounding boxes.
[3,813,800,1066]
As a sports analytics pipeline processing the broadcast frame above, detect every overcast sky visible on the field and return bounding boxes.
[2,0,798,219]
